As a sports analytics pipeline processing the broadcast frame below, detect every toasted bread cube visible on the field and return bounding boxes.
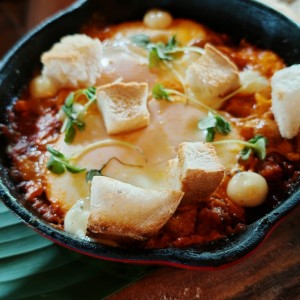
[166,157,181,191]
[178,142,225,203]
[186,43,240,109]
[271,64,300,139]
[87,176,184,241]
[97,82,150,135]
[41,34,102,88]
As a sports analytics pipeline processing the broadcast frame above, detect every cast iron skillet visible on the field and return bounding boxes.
[1,0,300,269]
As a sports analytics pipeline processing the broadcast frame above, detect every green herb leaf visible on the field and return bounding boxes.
[86,169,102,182]
[152,83,215,112]
[130,34,151,48]
[46,156,66,174]
[240,135,267,160]
[46,145,65,159]
[46,146,86,175]
[65,92,75,108]
[211,135,268,161]
[46,138,144,175]
[149,47,161,68]
[65,163,86,174]
[152,83,171,101]
[132,35,178,67]
[215,114,231,135]
[198,113,217,130]
[206,128,216,143]
[83,86,97,100]
[240,148,252,160]
[148,41,175,67]
[131,34,204,67]
[198,112,231,142]
[166,35,178,50]
[64,119,76,144]
[153,43,173,61]
[61,87,96,144]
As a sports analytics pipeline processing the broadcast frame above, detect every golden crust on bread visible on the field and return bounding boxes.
[186,43,240,109]
[87,176,184,240]
[97,82,150,135]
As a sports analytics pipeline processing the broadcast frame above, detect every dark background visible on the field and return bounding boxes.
[0,0,74,58]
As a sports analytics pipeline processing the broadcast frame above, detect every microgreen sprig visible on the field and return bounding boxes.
[131,34,204,67]
[239,135,268,160]
[61,86,97,144]
[46,139,145,175]
[85,156,146,183]
[152,83,213,111]
[152,83,173,101]
[86,169,102,182]
[46,145,86,175]
[152,83,231,142]
[198,112,231,142]
[212,135,268,160]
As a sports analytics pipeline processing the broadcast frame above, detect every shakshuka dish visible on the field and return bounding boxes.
[2,9,300,248]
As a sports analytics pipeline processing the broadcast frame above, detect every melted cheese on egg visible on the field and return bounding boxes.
[46,99,241,211]
[45,20,243,212]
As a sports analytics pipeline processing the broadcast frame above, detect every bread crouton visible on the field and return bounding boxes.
[166,157,181,191]
[97,82,150,135]
[41,34,102,88]
[176,142,225,204]
[185,43,240,109]
[271,64,300,139]
[87,176,184,241]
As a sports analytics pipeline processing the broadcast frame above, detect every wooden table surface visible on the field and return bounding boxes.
[1,1,300,299]
[108,205,300,299]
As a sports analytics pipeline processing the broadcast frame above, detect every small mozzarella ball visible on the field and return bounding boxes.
[143,9,173,29]
[30,75,58,99]
[64,198,90,238]
[227,171,268,207]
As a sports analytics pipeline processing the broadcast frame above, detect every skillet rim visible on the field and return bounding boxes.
[1,0,300,269]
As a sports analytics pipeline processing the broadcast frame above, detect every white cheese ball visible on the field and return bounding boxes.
[227,171,268,207]
[143,9,173,29]
[30,75,58,98]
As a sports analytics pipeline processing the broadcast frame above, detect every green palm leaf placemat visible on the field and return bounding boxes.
[0,202,152,299]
